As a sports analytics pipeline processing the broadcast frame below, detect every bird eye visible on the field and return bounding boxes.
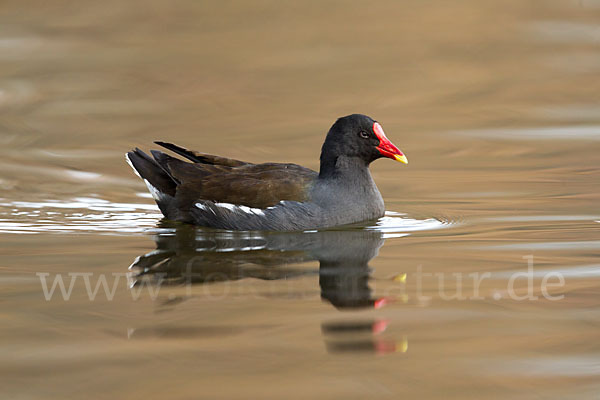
[359,131,369,139]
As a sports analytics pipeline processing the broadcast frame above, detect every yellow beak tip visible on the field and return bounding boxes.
[394,154,408,164]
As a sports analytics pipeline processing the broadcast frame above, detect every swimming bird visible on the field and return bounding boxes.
[126,114,407,231]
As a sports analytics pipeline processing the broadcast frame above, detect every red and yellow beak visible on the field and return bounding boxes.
[373,122,408,164]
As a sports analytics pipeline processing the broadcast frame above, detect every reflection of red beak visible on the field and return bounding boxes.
[372,319,389,335]
[373,122,408,164]
[374,340,399,355]
[374,297,389,309]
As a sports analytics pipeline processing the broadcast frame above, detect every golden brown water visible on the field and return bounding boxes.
[1,0,600,398]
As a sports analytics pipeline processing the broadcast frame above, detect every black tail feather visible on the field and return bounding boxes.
[125,149,177,197]
[154,141,205,163]
[154,141,247,167]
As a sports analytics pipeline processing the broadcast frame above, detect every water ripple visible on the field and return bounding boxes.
[0,197,161,235]
[366,211,453,238]
[0,200,451,237]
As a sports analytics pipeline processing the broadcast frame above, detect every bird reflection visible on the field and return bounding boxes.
[128,224,407,355]
[129,223,386,309]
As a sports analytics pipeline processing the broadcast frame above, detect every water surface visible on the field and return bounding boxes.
[1,1,600,399]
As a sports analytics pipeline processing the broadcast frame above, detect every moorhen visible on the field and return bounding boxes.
[126,114,407,231]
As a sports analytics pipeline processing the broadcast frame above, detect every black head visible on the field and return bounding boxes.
[319,114,406,178]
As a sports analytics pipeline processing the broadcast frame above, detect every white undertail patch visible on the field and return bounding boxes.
[144,179,164,202]
[124,153,142,178]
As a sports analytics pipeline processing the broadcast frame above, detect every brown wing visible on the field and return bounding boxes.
[151,147,317,210]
